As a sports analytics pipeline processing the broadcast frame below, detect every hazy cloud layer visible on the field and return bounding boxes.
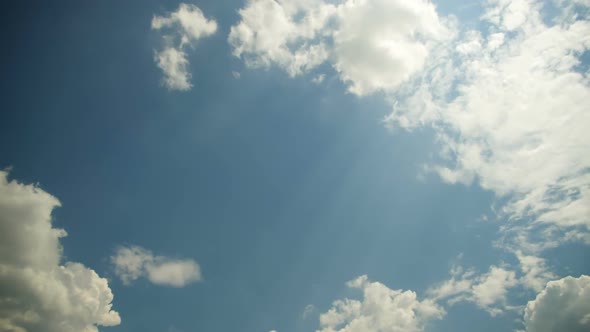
[111,245,202,287]
[0,171,120,332]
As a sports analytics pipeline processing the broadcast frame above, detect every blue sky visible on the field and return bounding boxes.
[1,1,589,332]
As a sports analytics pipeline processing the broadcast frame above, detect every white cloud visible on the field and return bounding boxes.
[524,275,590,332]
[427,265,475,302]
[152,3,217,90]
[154,47,192,91]
[229,0,453,95]
[515,252,555,292]
[111,245,202,287]
[317,275,444,332]
[0,171,120,332]
[428,265,518,316]
[228,0,334,76]
[470,267,518,315]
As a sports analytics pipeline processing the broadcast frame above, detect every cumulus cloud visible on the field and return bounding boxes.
[152,3,217,90]
[524,275,590,332]
[229,0,453,95]
[317,275,444,332]
[0,171,120,332]
[111,245,201,287]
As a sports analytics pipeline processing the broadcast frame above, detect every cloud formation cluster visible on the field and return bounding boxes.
[230,0,590,249]
[230,0,590,329]
[152,3,217,90]
[524,275,590,332]
[111,245,202,287]
[0,171,120,332]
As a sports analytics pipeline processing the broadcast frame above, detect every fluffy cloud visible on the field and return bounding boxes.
[229,0,452,95]
[317,275,444,332]
[524,275,590,332]
[111,245,202,287]
[152,3,217,90]
[0,171,120,332]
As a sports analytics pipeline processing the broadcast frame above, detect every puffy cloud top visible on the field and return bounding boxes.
[229,0,452,95]
[317,275,444,332]
[524,275,590,332]
[0,171,120,332]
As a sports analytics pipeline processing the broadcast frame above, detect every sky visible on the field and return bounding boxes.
[0,1,589,332]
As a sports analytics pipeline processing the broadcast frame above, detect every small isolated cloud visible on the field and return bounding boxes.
[0,170,120,332]
[317,275,444,332]
[152,3,217,90]
[111,245,202,287]
[524,275,590,332]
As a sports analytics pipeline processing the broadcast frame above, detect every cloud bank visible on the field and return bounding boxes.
[152,3,217,90]
[0,171,120,332]
[111,245,202,287]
